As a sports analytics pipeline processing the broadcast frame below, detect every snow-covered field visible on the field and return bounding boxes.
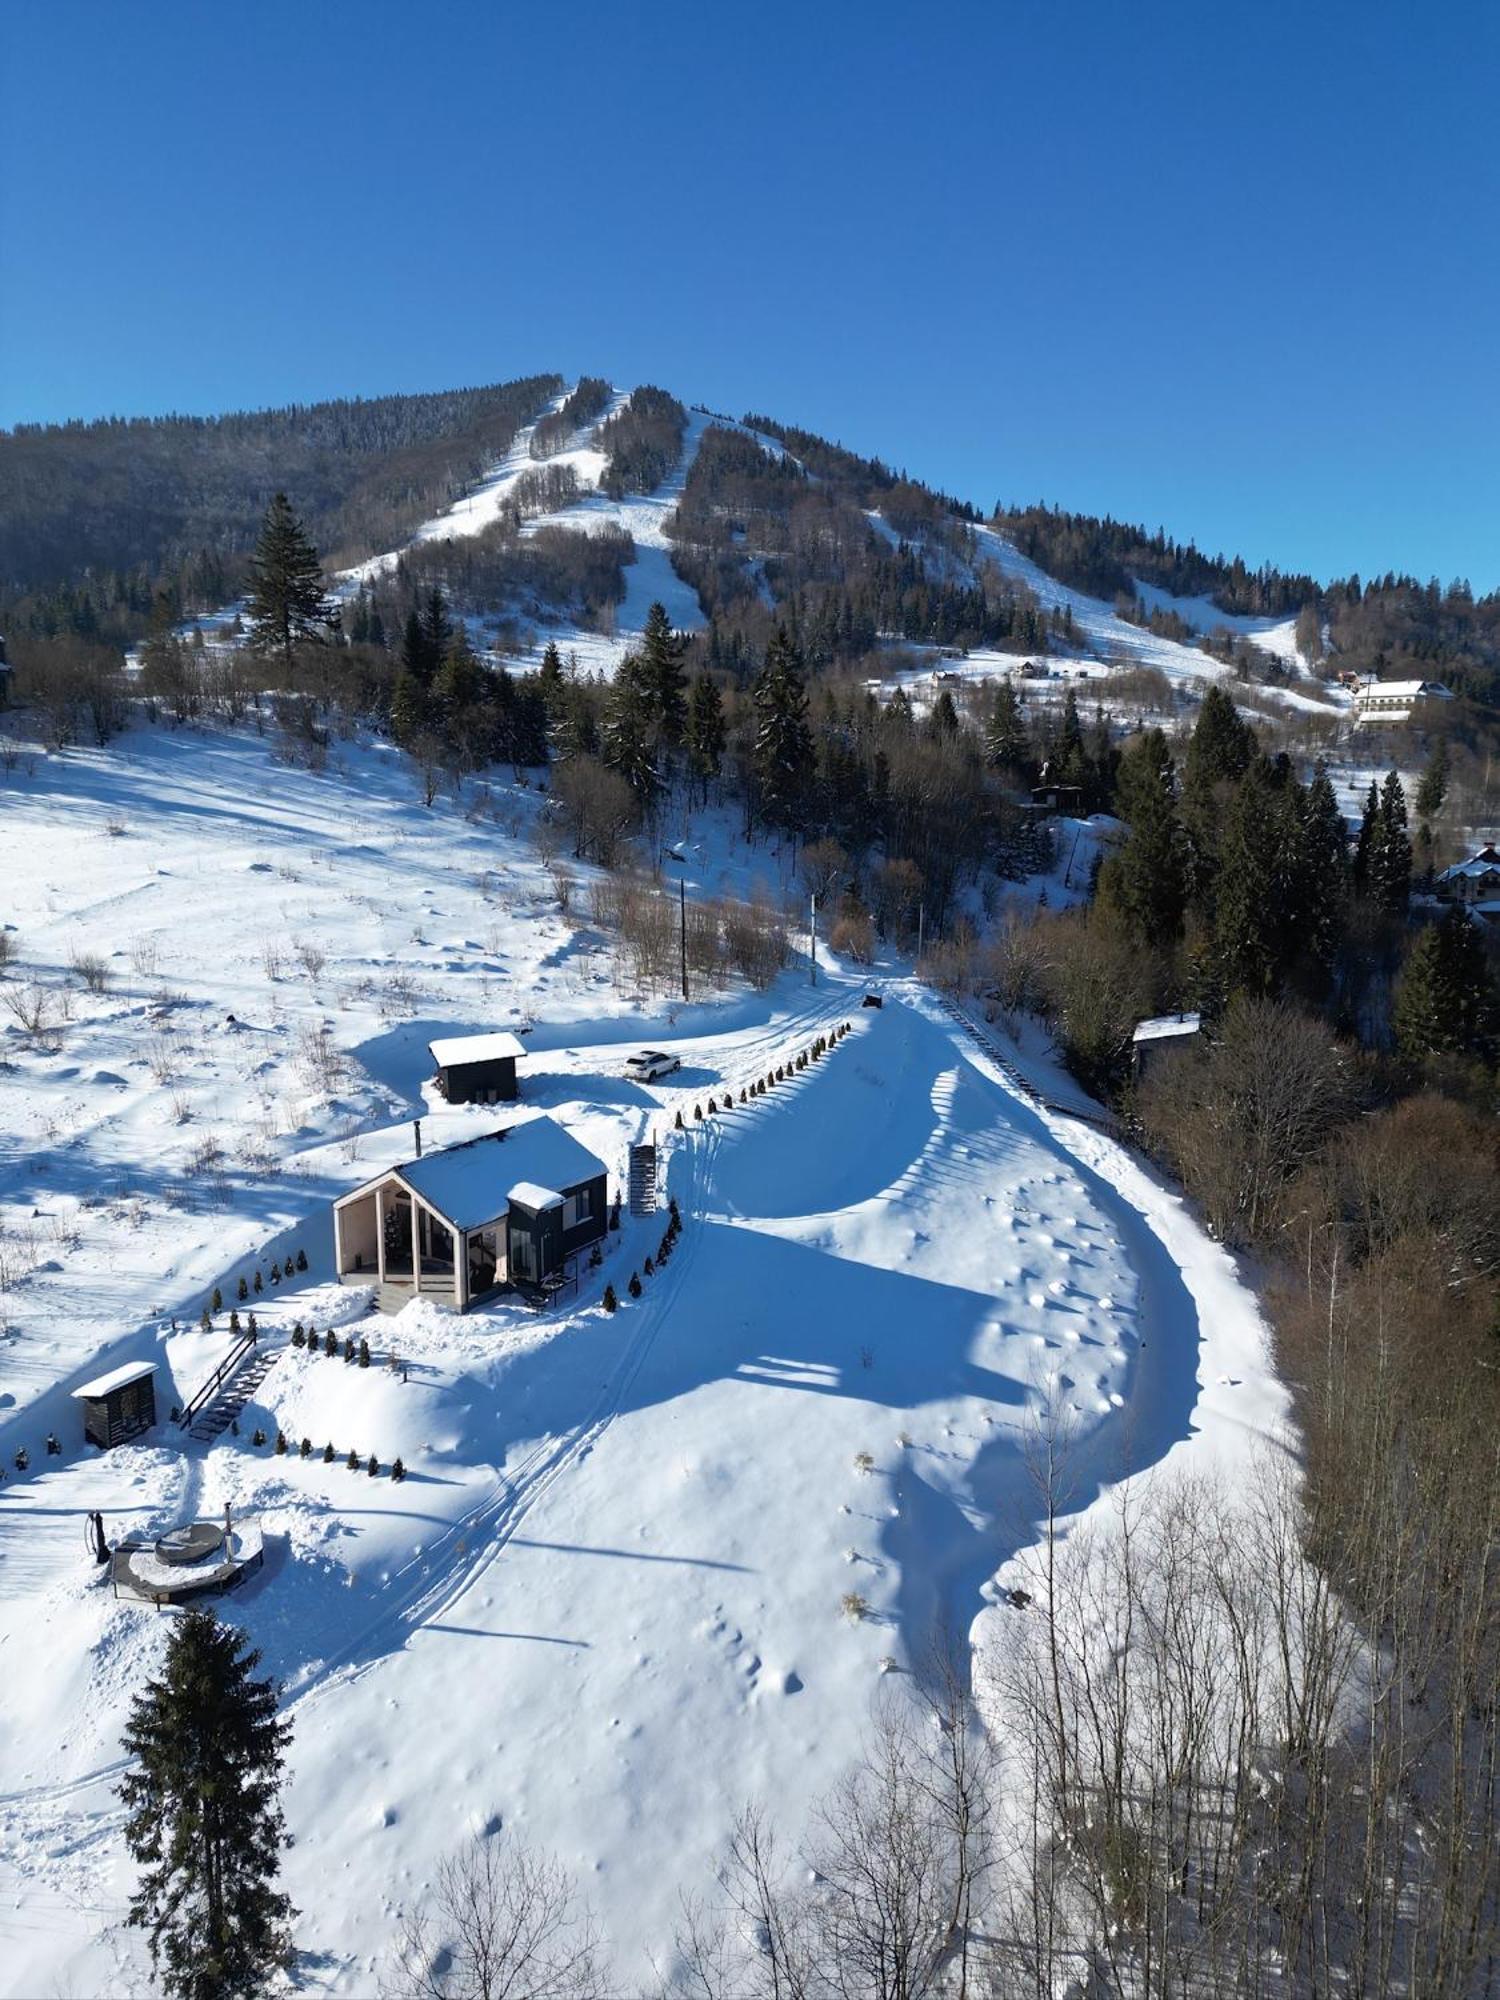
[0,719,1289,1994]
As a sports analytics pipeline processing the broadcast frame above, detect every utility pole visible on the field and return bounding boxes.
[809,892,817,986]
[679,877,688,1003]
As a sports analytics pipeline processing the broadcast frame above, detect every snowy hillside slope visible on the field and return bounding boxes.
[0,721,1288,1995]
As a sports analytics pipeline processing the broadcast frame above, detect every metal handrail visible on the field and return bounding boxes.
[177,1329,258,1427]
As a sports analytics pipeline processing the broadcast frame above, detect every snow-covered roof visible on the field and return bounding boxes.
[1353,679,1452,703]
[349,1116,606,1231]
[1132,1012,1202,1045]
[72,1360,156,1400]
[429,1031,525,1068]
[508,1182,563,1211]
[1438,846,1500,881]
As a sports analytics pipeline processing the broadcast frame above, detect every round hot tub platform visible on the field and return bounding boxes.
[111,1519,265,1607]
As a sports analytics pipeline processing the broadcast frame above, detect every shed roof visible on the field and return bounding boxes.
[1132,1012,1202,1045]
[72,1360,157,1400]
[429,1031,525,1068]
[349,1116,606,1232]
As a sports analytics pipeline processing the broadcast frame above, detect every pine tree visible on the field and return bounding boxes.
[685,672,727,804]
[1213,759,1300,997]
[1352,780,1380,896]
[1294,762,1348,981]
[1394,906,1494,1059]
[245,494,337,664]
[1369,770,1412,914]
[117,1609,294,2000]
[752,627,815,831]
[639,601,688,747]
[536,641,566,716]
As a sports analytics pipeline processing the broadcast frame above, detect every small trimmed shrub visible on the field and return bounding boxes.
[295,1248,308,1272]
[253,1269,263,1294]
[358,1337,370,1369]
[628,1271,642,1299]
[739,1086,747,1103]
[200,1308,212,1334]
[251,1427,267,1448]
[323,1441,335,1463]
[230,1310,242,1337]
[270,1262,281,1284]
[366,1453,379,1477]
[346,1447,360,1471]
[391,1457,406,1482]
[210,1286,223,1313]
[274,1430,287,1455]
[602,1283,618,1313]
[674,1109,684,1130]
[643,1255,654,1277]
[343,1334,356,1363]
[237,1275,249,1302]
[693,1103,702,1121]
[707,1096,717,1113]
[324,1328,337,1357]
[300,1436,312,1458]
[247,1313,258,1339]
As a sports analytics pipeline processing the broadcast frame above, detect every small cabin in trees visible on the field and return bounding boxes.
[429,1031,524,1106]
[72,1361,157,1449]
[333,1116,608,1312]
[1131,1012,1202,1080]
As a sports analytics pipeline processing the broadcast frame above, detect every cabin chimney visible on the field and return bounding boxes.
[413,1118,422,1158]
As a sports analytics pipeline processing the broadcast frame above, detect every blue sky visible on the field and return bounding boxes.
[3,0,1497,588]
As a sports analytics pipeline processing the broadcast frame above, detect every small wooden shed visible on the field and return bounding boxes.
[1131,1011,1202,1080]
[429,1031,524,1106]
[72,1361,157,1450]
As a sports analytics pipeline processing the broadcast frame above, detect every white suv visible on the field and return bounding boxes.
[625,1049,681,1082]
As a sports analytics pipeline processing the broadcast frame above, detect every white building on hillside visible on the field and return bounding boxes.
[1352,678,1453,725]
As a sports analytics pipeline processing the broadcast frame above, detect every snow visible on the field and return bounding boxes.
[1132,1011,1202,1044]
[428,1030,525,1067]
[506,1181,562,1212]
[70,1360,158,1400]
[0,718,1292,1995]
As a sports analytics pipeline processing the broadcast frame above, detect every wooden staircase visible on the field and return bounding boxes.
[628,1142,658,1216]
[939,996,1118,1134]
[187,1341,284,1441]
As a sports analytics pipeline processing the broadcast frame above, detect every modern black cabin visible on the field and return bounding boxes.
[334,1115,608,1311]
[73,1361,157,1449]
[429,1031,524,1105]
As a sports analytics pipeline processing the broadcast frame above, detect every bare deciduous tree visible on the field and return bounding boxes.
[394,1833,603,2000]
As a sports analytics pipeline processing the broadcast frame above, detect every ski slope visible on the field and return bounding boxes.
[0,721,1289,1995]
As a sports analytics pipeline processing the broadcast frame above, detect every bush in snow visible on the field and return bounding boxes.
[358,1338,370,1369]
[200,1307,212,1334]
[295,1248,308,1273]
[291,1323,304,1348]
[674,1110,684,1130]
[707,1096,717,1113]
[668,1196,680,1225]
[627,1271,642,1299]
[739,1086,747,1102]
[391,1457,406,1482]
[602,1284,618,1313]
[251,1427,266,1448]
[299,1436,311,1458]
[230,1310,242,1337]
[253,1270,263,1295]
[853,1451,875,1475]
[322,1441,335,1463]
[346,1448,360,1471]
[247,1314,258,1339]
[210,1286,223,1313]
[643,1255,654,1277]
[840,1590,870,1621]
[343,1334,356,1363]
[693,1104,702,1121]
[366,1453,379,1477]
[237,1275,249,1302]
[274,1430,287,1455]
[270,1262,281,1284]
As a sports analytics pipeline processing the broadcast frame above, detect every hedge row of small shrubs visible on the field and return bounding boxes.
[246,1426,406,1481]
[289,1323,382,1368]
[671,1023,853,1129]
[204,1248,312,1315]
[602,1197,682,1313]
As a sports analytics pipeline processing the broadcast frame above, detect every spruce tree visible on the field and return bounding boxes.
[1394,906,1494,1059]
[602,652,661,809]
[1414,737,1449,823]
[984,678,1030,775]
[118,1609,294,2000]
[639,601,688,747]
[1294,762,1349,981]
[1096,729,1186,949]
[1213,759,1299,997]
[1352,780,1380,896]
[685,672,727,804]
[1369,770,1412,914]
[245,494,337,664]
[752,627,815,831]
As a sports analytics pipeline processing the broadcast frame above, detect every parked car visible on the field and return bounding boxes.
[625,1049,681,1082]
